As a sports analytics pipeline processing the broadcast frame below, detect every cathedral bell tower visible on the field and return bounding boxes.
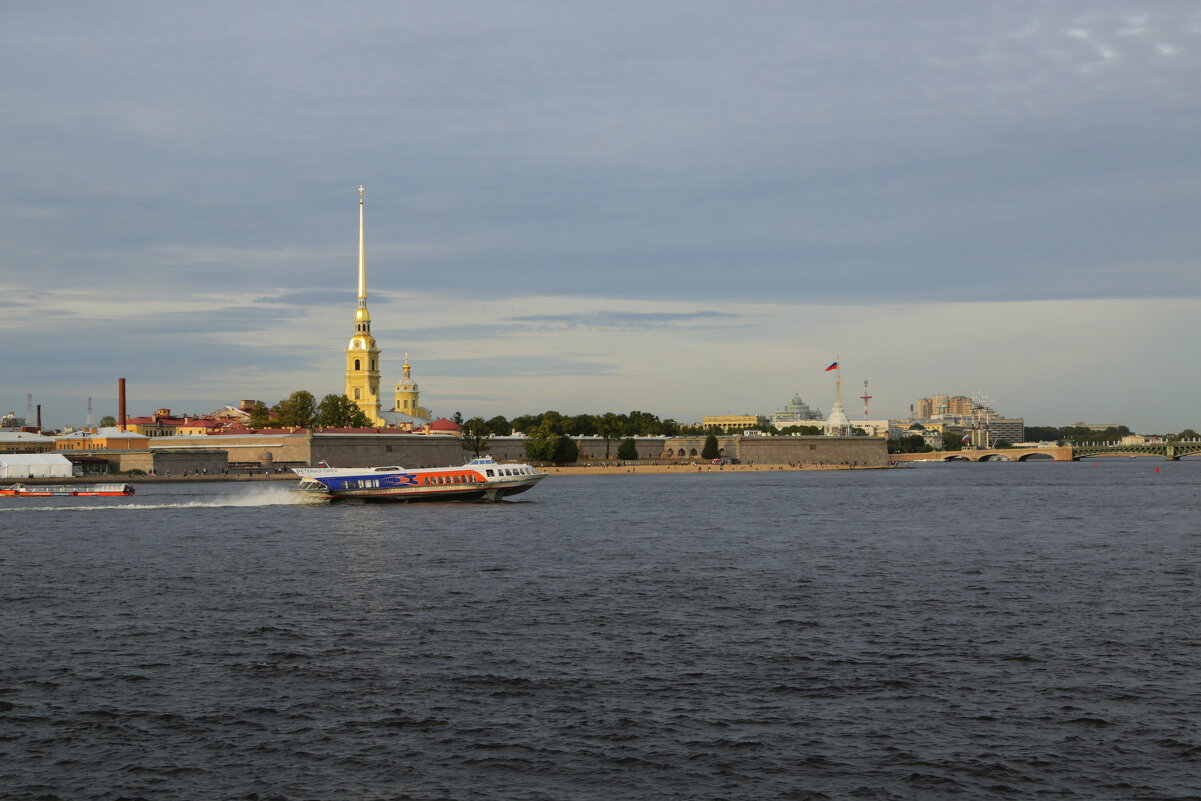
[394,355,430,421]
[345,186,383,425]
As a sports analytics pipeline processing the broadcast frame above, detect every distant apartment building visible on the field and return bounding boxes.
[985,418,1024,445]
[916,394,984,419]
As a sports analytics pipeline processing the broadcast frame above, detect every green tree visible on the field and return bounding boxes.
[523,421,579,465]
[1024,426,1060,442]
[539,411,568,435]
[994,439,1013,449]
[461,417,491,457]
[701,434,720,460]
[617,437,638,460]
[567,414,597,436]
[99,415,117,428]
[315,394,371,428]
[888,434,933,454]
[452,411,464,427]
[779,424,823,435]
[523,434,554,462]
[941,429,964,451]
[1178,428,1200,441]
[248,401,272,428]
[485,415,511,436]
[553,435,579,464]
[597,412,623,458]
[510,414,540,435]
[275,390,317,428]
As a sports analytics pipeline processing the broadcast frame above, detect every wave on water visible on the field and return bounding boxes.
[0,484,322,512]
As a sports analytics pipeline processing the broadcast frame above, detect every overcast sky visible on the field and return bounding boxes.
[3,2,1200,431]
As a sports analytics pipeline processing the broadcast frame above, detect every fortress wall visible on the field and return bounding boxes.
[487,435,888,465]
[663,435,887,465]
[117,449,230,473]
[152,434,314,465]
[574,438,672,461]
[310,434,465,469]
[734,436,888,466]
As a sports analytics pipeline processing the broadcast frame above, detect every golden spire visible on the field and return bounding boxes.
[357,185,366,305]
[354,185,370,324]
[346,185,382,425]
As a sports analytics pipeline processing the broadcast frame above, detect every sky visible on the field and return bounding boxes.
[2,2,1200,431]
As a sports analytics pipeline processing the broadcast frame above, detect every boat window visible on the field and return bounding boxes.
[486,469,494,477]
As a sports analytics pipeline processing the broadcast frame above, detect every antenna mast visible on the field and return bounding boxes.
[859,379,872,420]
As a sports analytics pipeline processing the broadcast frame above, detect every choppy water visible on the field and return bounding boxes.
[2,461,1200,800]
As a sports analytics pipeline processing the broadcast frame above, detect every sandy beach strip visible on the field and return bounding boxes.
[540,463,896,476]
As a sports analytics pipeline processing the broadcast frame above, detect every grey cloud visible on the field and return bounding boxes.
[253,289,403,306]
[508,311,739,331]
[428,356,615,378]
[3,2,1200,305]
[377,310,742,342]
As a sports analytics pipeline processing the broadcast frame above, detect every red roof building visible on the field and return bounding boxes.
[425,418,462,435]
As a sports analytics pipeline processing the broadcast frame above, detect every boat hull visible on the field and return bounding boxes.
[0,483,135,497]
[292,457,545,503]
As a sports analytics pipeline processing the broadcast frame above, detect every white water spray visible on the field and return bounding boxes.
[0,483,325,512]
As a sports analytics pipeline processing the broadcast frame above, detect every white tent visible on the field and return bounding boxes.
[0,453,75,479]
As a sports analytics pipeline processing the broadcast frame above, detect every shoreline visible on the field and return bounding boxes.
[1,462,899,486]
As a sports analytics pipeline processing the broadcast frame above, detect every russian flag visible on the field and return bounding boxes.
[824,361,839,372]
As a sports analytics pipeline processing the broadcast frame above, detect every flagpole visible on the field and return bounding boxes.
[836,356,841,407]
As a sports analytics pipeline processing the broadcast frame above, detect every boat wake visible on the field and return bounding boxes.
[0,484,319,512]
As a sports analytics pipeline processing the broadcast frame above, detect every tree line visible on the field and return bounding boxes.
[458,410,681,463]
[248,391,373,429]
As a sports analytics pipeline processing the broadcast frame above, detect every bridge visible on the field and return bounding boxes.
[891,440,1201,463]
[891,446,1073,463]
[1071,439,1201,461]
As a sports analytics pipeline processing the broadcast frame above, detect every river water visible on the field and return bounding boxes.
[1,460,1199,800]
